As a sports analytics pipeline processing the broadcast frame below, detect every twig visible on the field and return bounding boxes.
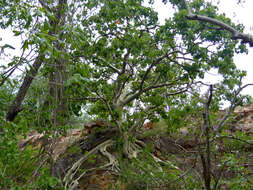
[95,91,121,130]
[216,135,253,145]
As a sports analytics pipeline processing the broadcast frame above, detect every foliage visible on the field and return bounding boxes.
[0,117,60,190]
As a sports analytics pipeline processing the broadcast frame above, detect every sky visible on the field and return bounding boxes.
[1,0,253,96]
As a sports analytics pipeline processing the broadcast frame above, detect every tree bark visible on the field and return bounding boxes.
[6,55,43,121]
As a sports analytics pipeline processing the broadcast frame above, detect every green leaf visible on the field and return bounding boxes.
[13,30,23,36]
[1,44,15,50]
[22,40,28,51]
[36,33,57,41]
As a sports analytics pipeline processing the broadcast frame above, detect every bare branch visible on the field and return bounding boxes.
[107,63,121,74]
[202,85,213,135]
[214,82,253,132]
[69,97,100,102]
[120,80,189,106]
[139,51,180,91]
[95,91,121,130]
[143,81,177,92]
[139,54,168,90]
[188,15,238,36]
[98,57,122,74]
[0,67,16,87]
[0,47,34,87]
[114,73,132,105]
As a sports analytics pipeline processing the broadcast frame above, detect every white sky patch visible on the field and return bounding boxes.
[144,0,175,24]
[0,29,22,63]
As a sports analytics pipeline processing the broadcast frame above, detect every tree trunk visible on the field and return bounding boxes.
[6,55,43,121]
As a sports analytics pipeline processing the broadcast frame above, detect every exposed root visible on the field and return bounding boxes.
[123,133,142,159]
[99,139,119,171]
[150,153,180,171]
[63,132,180,190]
[63,139,114,190]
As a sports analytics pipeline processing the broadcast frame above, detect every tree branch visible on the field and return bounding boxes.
[107,63,121,74]
[139,51,180,91]
[69,97,100,102]
[216,135,253,145]
[114,73,132,106]
[98,57,121,74]
[0,47,34,87]
[214,82,253,132]
[182,0,253,46]
[95,91,121,130]
[120,80,188,106]
[128,105,157,134]
[139,54,168,90]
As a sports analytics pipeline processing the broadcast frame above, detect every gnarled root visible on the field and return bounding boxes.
[123,132,142,159]
[62,131,180,190]
[63,139,116,190]
[99,139,119,171]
